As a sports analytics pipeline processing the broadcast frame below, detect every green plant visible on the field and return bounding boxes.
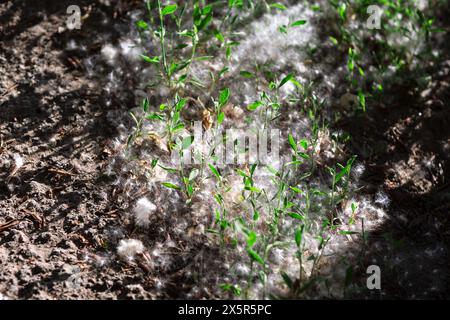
[120,0,444,299]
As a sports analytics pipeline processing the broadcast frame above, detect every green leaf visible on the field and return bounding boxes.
[247,248,264,265]
[158,165,179,174]
[214,30,225,42]
[181,135,194,149]
[334,156,355,183]
[284,201,295,209]
[245,186,261,193]
[250,163,257,176]
[141,55,160,64]
[175,98,187,112]
[279,73,294,88]
[178,30,194,37]
[219,67,229,78]
[186,183,194,197]
[266,165,279,176]
[129,111,139,126]
[347,58,354,73]
[161,182,181,190]
[176,74,188,85]
[188,168,199,181]
[197,13,212,31]
[290,20,307,27]
[219,283,241,296]
[136,20,148,30]
[247,101,263,111]
[298,152,309,159]
[171,123,185,132]
[239,70,255,78]
[299,139,308,150]
[290,186,302,194]
[142,97,149,112]
[146,113,164,121]
[270,102,281,109]
[358,67,365,76]
[161,4,177,15]
[278,25,288,34]
[194,56,214,61]
[329,36,338,45]
[209,164,221,180]
[290,78,302,89]
[202,4,212,15]
[295,225,304,247]
[226,41,240,47]
[229,0,243,8]
[286,160,304,166]
[247,231,257,247]
[358,91,366,112]
[288,134,297,152]
[281,271,293,289]
[236,169,249,178]
[219,88,230,107]
[217,111,225,125]
[338,3,347,20]
[287,212,305,220]
[339,230,359,235]
[168,61,190,76]
[226,46,232,60]
[270,3,287,10]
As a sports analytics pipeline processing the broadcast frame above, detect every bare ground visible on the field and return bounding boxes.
[0,0,159,299]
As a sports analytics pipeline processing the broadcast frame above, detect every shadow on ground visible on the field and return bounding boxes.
[335,5,450,299]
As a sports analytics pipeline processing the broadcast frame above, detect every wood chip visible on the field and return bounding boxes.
[202,109,213,130]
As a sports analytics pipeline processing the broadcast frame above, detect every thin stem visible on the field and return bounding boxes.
[157,0,168,78]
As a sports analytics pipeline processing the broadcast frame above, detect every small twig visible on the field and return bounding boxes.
[22,209,45,229]
[0,83,18,98]
[0,219,19,232]
[104,209,119,216]
[48,168,76,176]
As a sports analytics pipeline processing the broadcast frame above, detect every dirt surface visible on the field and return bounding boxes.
[0,0,157,299]
[0,0,449,300]
[338,46,450,297]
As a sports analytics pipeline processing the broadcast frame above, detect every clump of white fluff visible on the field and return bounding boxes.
[13,153,24,169]
[374,191,390,208]
[117,239,145,261]
[119,38,141,61]
[101,44,118,65]
[133,197,157,228]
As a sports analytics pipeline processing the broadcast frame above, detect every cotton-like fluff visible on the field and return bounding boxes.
[13,153,24,169]
[117,239,145,261]
[352,164,365,180]
[133,197,157,228]
[66,39,78,51]
[119,38,141,62]
[230,3,315,74]
[374,191,390,208]
[101,44,119,65]
[416,0,429,10]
